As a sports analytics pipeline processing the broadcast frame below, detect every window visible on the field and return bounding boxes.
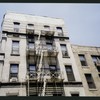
[85,74,96,89]
[10,64,19,78]
[91,56,100,72]
[56,27,63,34]
[56,27,64,41]
[12,41,19,54]
[99,74,100,77]
[96,65,100,72]
[71,93,79,96]
[65,65,75,81]
[53,93,62,96]
[29,64,36,78]
[79,55,87,66]
[60,44,68,57]
[48,57,56,65]
[46,43,53,50]
[27,24,34,31]
[49,65,56,72]
[28,42,34,49]
[46,36,53,43]
[29,64,36,73]
[44,25,50,31]
[27,24,34,27]
[13,22,20,33]
[92,56,100,63]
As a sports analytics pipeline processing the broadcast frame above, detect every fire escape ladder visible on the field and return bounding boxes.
[41,76,47,96]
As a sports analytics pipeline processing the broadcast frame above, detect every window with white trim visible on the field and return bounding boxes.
[13,22,20,33]
[12,41,19,54]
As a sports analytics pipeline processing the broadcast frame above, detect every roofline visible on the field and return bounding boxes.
[5,10,64,20]
[71,44,100,48]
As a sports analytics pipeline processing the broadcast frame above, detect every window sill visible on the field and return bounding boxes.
[89,89,97,91]
[11,54,20,56]
[82,66,89,69]
[63,56,70,58]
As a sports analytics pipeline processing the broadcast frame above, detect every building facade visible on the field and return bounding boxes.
[0,12,99,96]
[72,45,100,96]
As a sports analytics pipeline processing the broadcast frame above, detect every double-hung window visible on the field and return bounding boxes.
[85,74,96,89]
[65,65,75,81]
[29,64,36,78]
[13,22,20,33]
[79,54,87,66]
[12,41,19,55]
[60,44,68,57]
[91,56,100,72]
[10,64,19,78]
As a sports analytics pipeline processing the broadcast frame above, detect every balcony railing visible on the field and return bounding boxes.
[26,46,36,55]
[28,71,37,80]
[26,43,58,56]
[41,30,54,36]
[26,29,34,35]
[40,68,63,80]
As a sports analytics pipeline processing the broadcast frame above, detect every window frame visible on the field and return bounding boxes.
[60,44,69,57]
[44,25,50,31]
[85,74,96,89]
[11,41,20,55]
[10,64,19,79]
[65,65,75,81]
[13,22,20,33]
[28,64,37,78]
[28,42,34,49]
[79,54,87,66]
[71,93,79,96]
[29,64,36,72]
[46,42,53,50]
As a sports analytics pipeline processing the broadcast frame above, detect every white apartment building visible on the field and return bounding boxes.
[72,45,100,96]
[0,12,89,96]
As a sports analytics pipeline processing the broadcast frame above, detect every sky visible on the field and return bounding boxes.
[0,3,100,47]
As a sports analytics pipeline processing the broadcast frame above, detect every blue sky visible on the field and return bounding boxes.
[0,3,100,47]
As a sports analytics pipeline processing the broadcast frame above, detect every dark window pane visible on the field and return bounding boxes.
[46,43,52,50]
[10,64,18,78]
[53,93,62,96]
[71,93,79,96]
[96,66,100,72]
[65,65,75,81]
[92,56,100,63]
[29,64,36,72]
[49,65,56,71]
[60,44,68,57]
[44,25,50,31]
[79,55,87,66]
[13,22,20,32]
[56,27,63,33]
[85,74,96,89]
[91,56,100,72]
[28,42,34,49]
[12,41,19,54]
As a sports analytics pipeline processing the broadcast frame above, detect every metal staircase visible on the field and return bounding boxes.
[26,29,64,96]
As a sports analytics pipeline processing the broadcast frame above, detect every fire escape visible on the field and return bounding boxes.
[26,27,64,96]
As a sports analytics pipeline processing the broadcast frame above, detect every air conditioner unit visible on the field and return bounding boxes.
[10,77,18,82]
